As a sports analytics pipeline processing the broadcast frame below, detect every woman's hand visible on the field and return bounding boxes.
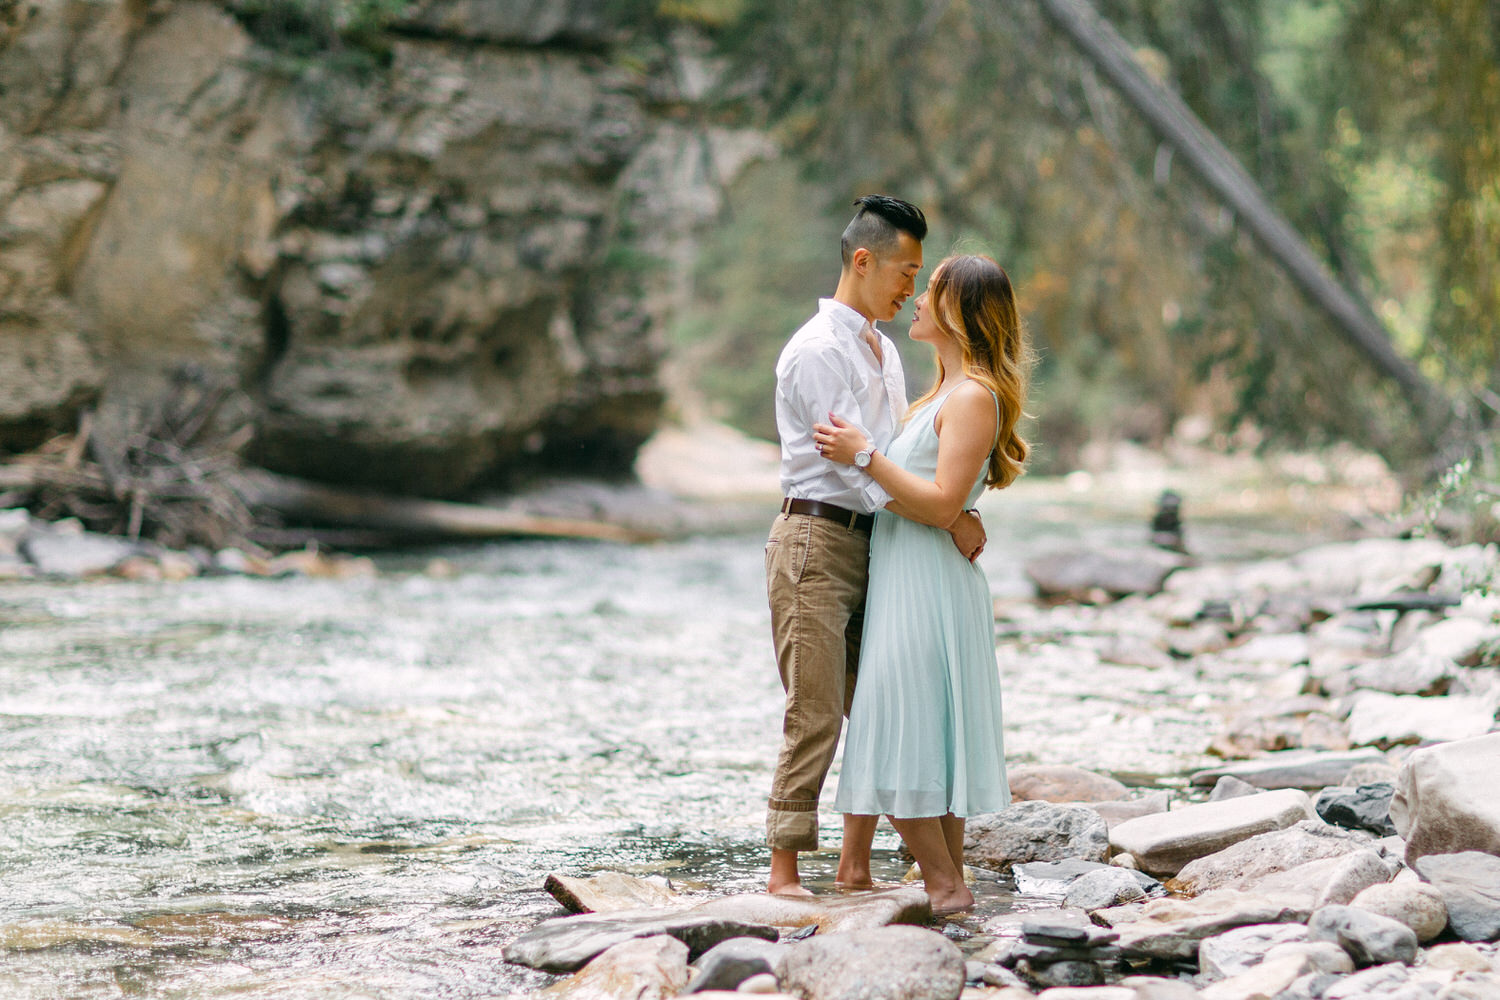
[812,414,870,466]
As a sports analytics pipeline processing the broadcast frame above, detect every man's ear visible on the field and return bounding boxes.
[850,247,873,275]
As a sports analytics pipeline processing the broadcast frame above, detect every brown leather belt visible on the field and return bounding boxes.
[781,497,874,533]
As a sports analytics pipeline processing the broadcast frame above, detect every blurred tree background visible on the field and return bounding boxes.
[650,0,1499,476]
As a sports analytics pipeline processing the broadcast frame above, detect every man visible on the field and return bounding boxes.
[765,195,985,895]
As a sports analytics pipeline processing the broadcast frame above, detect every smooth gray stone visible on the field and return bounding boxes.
[1015,957,1105,988]
[685,937,785,993]
[966,801,1110,870]
[502,909,778,973]
[1197,922,1309,981]
[1190,749,1389,790]
[1063,867,1148,910]
[1011,941,1121,964]
[1390,733,1500,865]
[1013,859,1112,895]
[1208,775,1262,802]
[779,924,965,1000]
[19,531,138,576]
[1412,851,1500,942]
[1307,904,1418,967]
[1316,783,1398,836]
[1020,919,1118,947]
[1348,880,1448,942]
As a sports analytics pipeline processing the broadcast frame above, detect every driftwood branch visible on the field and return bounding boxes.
[239,470,658,544]
[1036,0,1456,435]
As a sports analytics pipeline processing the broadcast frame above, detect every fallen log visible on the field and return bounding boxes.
[239,470,658,544]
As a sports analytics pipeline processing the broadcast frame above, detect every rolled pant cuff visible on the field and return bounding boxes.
[767,799,820,851]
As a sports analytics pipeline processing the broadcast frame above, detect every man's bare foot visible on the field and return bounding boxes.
[928,884,975,915]
[768,880,815,897]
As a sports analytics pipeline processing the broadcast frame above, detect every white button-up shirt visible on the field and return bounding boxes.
[775,298,908,513]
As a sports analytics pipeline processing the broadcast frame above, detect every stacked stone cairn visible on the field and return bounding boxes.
[505,536,1500,998]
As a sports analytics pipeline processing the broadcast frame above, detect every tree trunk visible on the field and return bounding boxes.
[1036,0,1455,435]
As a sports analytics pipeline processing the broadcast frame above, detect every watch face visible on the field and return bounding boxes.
[855,450,871,468]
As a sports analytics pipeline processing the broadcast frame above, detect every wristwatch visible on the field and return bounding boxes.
[854,448,875,469]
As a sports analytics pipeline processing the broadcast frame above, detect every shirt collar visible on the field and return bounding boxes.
[818,298,876,341]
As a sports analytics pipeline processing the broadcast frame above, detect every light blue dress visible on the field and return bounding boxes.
[834,383,1010,818]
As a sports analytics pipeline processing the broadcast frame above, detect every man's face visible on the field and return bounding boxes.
[864,232,923,323]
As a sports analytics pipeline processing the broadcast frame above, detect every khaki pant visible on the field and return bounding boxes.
[764,511,871,851]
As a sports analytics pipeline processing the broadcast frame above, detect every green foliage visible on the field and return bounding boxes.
[1408,456,1500,547]
[228,0,410,73]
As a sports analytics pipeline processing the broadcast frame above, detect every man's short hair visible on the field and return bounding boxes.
[840,195,928,268]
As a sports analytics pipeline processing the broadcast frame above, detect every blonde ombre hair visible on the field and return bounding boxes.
[906,254,1033,488]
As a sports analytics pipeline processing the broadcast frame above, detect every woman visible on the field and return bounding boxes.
[812,253,1031,914]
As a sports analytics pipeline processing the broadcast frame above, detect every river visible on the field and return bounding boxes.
[0,475,1365,997]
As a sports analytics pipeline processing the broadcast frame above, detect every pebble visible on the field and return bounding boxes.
[1348,880,1449,942]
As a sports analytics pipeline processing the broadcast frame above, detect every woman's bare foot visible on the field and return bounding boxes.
[927,884,975,915]
[834,859,873,889]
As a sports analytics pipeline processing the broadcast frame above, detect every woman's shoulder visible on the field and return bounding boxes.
[947,379,998,411]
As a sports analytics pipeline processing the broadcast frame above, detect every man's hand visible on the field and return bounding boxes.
[948,508,985,562]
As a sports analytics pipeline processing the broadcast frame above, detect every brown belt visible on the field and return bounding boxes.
[781,497,874,533]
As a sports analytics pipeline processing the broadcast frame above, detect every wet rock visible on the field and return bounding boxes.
[1198,951,1316,1000]
[1345,692,1497,748]
[1413,852,1500,942]
[1307,904,1418,966]
[19,531,138,576]
[1020,919,1119,950]
[1090,791,1172,827]
[778,924,965,1000]
[1024,547,1188,601]
[1109,788,1315,878]
[1207,777,1260,802]
[1424,942,1494,973]
[965,802,1110,870]
[684,937,785,993]
[503,908,778,973]
[1350,881,1449,942]
[1197,922,1309,980]
[691,887,930,935]
[1315,783,1397,837]
[544,872,681,914]
[1389,733,1500,864]
[1189,749,1389,791]
[1013,859,1116,896]
[1007,764,1129,803]
[1113,890,1314,963]
[1168,820,1373,896]
[538,934,688,999]
[1063,867,1150,910]
[1311,849,1394,908]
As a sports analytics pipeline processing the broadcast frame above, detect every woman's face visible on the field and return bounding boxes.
[908,288,943,345]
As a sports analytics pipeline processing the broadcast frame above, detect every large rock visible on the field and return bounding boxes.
[539,934,688,999]
[1349,881,1449,942]
[1189,749,1390,791]
[1006,764,1129,803]
[544,872,682,914]
[1345,692,1498,749]
[1024,547,1188,601]
[503,908,778,973]
[1112,889,1314,963]
[778,925,965,1000]
[690,887,930,935]
[1413,852,1500,942]
[1167,820,1374,896]
[1306,904,1419,966]
[965,802,1110,870]
[1108,789,1315,878]
[0,0,765,491]
[1389,733,1500,864]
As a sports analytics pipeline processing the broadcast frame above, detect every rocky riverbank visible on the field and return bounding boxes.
[504,531,1500,999]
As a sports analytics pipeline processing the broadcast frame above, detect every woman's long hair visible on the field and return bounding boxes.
[906,254,1033,488]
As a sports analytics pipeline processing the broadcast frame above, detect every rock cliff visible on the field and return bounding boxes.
[0,0,768,494]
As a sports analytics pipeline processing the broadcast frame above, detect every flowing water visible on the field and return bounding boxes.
[0,487,1350,997]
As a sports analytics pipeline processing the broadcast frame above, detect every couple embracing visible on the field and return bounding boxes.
[764,195,1031,914]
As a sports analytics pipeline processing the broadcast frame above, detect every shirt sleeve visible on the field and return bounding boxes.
[786,347,894,510]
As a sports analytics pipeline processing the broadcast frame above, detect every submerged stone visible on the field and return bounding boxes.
[503,908,777,974]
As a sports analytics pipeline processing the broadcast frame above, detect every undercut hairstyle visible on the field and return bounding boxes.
[839,195,928,268]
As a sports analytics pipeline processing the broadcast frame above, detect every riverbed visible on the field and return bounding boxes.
[0,469,1382,997]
